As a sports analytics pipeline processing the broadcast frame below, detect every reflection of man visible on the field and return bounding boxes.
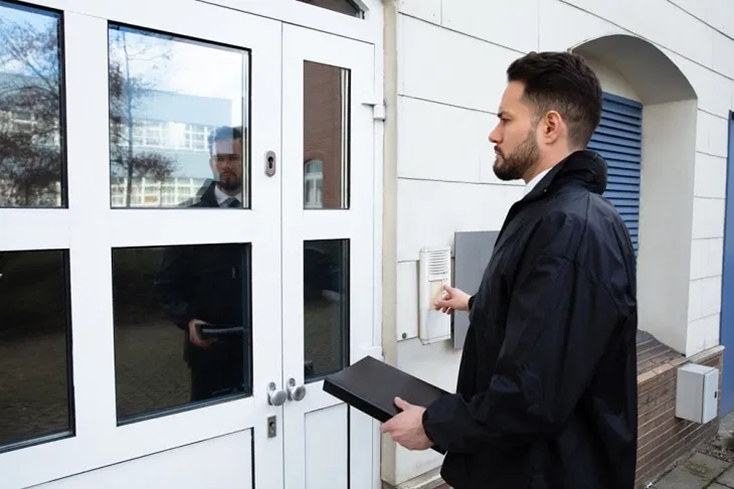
[155,126,249,402]
[381,52,638,489]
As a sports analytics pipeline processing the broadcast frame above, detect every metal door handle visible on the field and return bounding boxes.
[287,377,306,402]
[267,382,287,406]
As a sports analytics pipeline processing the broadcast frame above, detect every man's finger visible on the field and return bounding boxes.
[394,396,411,410]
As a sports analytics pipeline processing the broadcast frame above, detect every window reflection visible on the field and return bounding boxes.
[108,25,249,209]
[304,240,349,382]
[0,2,64,207]
[0,250,72,448]
[303,61,350,210]
[112,244,252,421]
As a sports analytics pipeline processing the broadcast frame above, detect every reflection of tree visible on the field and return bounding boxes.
[0,16,176,207]
[0,16,63,206]
[108,29,176,206]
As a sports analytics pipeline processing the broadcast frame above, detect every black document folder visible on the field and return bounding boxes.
[198,324,245,340]
[323,355,450,454]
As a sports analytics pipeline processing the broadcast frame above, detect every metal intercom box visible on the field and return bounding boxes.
[675,363,719,424]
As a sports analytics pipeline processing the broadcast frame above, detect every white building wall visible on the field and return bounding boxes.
[389,0,734,485]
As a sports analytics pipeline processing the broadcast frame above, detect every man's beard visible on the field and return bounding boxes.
[217,172,241,192]
[493,131,540,181]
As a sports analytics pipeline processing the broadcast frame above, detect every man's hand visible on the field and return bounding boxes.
[188,319,216,348]
[434,284,471,314]
[380,397,433,451]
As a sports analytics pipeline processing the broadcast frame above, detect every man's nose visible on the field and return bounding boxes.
[489,127,501,144]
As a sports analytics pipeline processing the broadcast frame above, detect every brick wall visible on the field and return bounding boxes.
[635,347,724,487]
[303,60,346,209]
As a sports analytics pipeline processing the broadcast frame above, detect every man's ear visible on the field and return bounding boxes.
[542,110,563,144]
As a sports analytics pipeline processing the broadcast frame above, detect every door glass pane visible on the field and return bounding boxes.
[303,61,350,210]
[108,25,250,209]
[297,0,363,17]
[0,1,65,207]
[112,244,252,422]
[303,240,349,382]
[0,250,72,449]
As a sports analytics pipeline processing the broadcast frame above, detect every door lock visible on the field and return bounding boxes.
[267,415,277,438]
[287,377,306,402]
[265,150,276,177]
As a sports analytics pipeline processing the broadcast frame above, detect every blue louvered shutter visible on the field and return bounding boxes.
[587,92,642,253]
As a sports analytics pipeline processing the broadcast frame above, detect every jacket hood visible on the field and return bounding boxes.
[530,150,608,199]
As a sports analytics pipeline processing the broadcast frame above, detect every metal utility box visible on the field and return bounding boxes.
[675,363,719,424]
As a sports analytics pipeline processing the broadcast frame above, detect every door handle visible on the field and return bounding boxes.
[267,382,287,406]
[287,377,306,402]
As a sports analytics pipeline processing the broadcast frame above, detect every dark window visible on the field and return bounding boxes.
[0,250,73,449]
[297,0,363,18]
[0,1,66,208]
[304,240,349,382]
[112,244,252,422]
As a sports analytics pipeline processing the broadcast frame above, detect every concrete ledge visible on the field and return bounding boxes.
[382,467,445,489]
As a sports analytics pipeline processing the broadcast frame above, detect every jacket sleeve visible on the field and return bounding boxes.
[154,245,194,330]
[422,253,621,453]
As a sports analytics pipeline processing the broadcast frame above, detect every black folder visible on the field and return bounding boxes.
[323,355,450,454]
[198,324,245,340]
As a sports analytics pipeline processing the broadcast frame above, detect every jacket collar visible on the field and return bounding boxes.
[523,150,608,201]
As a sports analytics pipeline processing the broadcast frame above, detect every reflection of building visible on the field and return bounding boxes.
[303,61,349,209]
[109,88,232,207]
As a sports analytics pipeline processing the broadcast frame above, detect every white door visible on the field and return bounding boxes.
[0,1,284,487]
[0,1,380,488]
[281,25,379,489]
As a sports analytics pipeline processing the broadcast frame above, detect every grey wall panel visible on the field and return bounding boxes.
[452,230,499,349]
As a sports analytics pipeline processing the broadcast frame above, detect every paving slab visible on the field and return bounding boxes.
[717,465,734,488]
[652,467,708,489]
[709,484,731,489]
[680,452,730,480]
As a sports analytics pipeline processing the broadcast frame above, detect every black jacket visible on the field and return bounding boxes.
[154,181,248,366]
[422,150,638,489]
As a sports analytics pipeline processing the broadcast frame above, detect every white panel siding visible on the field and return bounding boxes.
[440,0,539,53]
[399,15,520,112]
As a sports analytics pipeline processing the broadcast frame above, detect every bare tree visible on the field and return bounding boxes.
[108,28,176,206]
[0,17,176,207]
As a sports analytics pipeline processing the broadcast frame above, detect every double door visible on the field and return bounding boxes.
[0,1,379,488]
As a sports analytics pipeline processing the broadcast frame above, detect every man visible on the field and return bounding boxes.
[380,52,638,488]
[155,125,250,402]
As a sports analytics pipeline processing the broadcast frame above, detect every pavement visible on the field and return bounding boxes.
[651,412,734,489]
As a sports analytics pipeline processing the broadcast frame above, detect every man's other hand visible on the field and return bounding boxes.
[380,397,433,451]
[188,319,216,348]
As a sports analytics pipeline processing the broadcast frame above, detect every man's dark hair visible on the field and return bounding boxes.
[208,125,243,155]
[507,51,602,149]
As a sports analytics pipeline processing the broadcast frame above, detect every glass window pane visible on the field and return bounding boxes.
[108,25,250,209]
[303,61,350,210]
[112,244,252,422]
[303,240,349,382]
[297,0,363,17]
[0,2,65,208]
[0,250,72,448]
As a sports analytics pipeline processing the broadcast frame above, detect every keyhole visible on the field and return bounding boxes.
[265,151,276,177]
